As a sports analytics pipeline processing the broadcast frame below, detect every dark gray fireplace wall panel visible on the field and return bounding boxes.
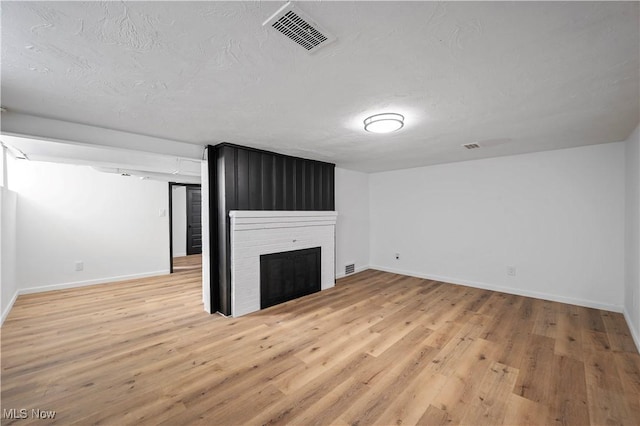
[207,143,336,315]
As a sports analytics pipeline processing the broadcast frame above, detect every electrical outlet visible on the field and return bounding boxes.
[507,266,516,276]
[75,261,84,272]
[395,253,400,260]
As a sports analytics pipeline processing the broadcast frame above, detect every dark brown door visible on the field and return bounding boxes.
[186,187,202,255]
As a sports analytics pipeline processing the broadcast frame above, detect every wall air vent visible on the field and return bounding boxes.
[345,263,355,275]
[263,2,336,53]
[463,143,481,150]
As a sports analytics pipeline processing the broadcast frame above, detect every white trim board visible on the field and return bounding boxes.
[369,265,624,313]
[18,270,170,295]
[336,264,370,280]
[1,290,19,326]
[0,270,170,326]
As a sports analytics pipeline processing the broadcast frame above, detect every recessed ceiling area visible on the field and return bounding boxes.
[0,135,202,184]
[1,1,638,172]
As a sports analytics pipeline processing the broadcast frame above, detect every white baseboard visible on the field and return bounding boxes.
[336,264,370,280]
[18,270,171,295]
[369,265,624,313]
[1,290,19,326]
[1,270,170,327]
[623,308,640,354]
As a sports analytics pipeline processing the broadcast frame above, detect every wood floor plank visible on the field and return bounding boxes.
[460,361,519,426]
[532,299,559,339]
[427,339,498,424]
[601,311,638,353]
[2,268,638,425]
[548,355,591,425]
[172,254,201,271]
[338,332,439,425]
[417,404,454,425]
[613,351,640,421]
[247,356,367,426]
[554,307,585,361]
[283,376,359,426]
[374,370,448,426]
[514,334,555,404]
[502,394,550,426]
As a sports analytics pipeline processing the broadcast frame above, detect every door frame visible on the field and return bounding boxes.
[168,182,202,273]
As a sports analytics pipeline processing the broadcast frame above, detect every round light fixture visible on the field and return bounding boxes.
[363,113,404,133]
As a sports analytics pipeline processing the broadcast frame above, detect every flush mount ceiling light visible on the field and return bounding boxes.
[363,113,404,133]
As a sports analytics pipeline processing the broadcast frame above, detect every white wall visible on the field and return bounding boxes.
[8,160,170,296]
[1,186,18,324]
[625,125,640,350]
[172,186,187,257]
[370,142,626,311]
[335,168,370,278]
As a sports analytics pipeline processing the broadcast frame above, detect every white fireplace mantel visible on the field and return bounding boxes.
[229,210,338,317]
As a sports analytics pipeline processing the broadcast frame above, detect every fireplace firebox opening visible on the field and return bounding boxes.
[260,247,321,309]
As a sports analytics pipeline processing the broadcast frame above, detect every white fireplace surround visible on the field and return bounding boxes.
[229,210,338,317]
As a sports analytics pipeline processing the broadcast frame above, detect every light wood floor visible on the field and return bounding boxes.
[172,254,202,272]
[1,269,639,425]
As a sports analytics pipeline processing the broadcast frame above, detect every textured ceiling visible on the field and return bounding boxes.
[1,1,639,172]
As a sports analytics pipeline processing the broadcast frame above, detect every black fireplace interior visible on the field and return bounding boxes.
[260,247,321,309]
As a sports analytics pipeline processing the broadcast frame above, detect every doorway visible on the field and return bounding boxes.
[169,183,202,273]
[186,186,202,255]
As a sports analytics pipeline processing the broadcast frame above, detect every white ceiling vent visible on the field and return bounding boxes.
[463,143,481,150]
[263,2,336,53]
